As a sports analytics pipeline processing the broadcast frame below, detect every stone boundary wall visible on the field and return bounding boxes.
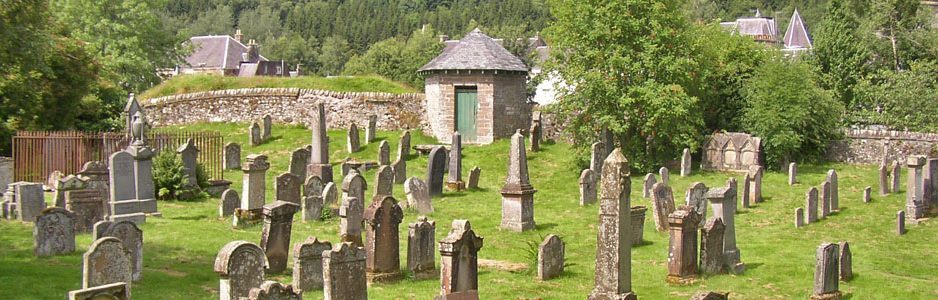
[827,129,938,164]
[141,88,428,132]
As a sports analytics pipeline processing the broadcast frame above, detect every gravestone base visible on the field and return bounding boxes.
[500,188,536,232]
[445,181,465,191]
[435,290,480,300]
[810,291,842,300]
[232,208,264,228]
[366,270,403,283]
[109,212,146,224]
[138,199,159,215]
[411,268,438,280]
[587,291,638,300]
[907,203,927,220]
[666,274,698,285]
[205,180,231,197]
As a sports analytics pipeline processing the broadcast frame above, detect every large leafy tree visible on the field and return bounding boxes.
[862,0,937,71]
[854,61,938,132]
[343,26,444,89]
[809,0,870,109]
[318,36,354,76]
[544,0,704,171]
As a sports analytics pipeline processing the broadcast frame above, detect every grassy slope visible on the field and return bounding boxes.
[140,74,417,99]
[1,123,936,299]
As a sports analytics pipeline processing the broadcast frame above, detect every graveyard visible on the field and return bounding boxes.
[1,122,936,299]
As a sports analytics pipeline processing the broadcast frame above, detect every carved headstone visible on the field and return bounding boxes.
[16,182,45,223]
[863,186,871,203]
[241,154,270,211]
[537,234,565,280]
[67,282,130,300]
[795,207,805,227]
[55,174,87,208]
[590,142,604,176]
[812,243,841,299]
[897,210,906,235]
[659,167,670,186]
[247,281,302,300]
[439,220,484,296]
[468,166,481,189]
[891,161,901,193]
[879,162,889,195]
[224,143,242,170]
[806,187,819,224]
[66,189,106,233]
[34,207,76,257]
[748,165,763,203]
[789,162,797,185]
[94,220,143,281]
[700,132,763,172]
[408,216,436,279]
[666,208,700,283]
[307,101,333,184]
[77,161,110,208]
[741,173,750,209]
[580,169,597,206]
[501,130,536,232]
[322,242,368,300]
[530,121,541,152]
[339,196,364,247]
[427,146,447,196]
[839,241,852,282]
[399,130,411,160]
[374,165,394,197]
[405,177,433,214]
[706,186,744,274]
[820,181,831,218]
[249,122,262,146]
[447,132,465,191]
[906,155,926,219]
[365,114,377,144]
[680,148,691,177]
[261,115,272,141]
[341,173,366,209]
[378,140,391,166]
[827,170,839,211]
[347,123,360,153]
[392,155,407,184]
[364,195,405,282]
[588,148,636,300]
[292,236,332,291]
[215,241,267,300]
[322,182,338,213]
[642,173,656,198]
[304,176,324,199]
[289,148,310,180]
[301,195,323,222]
[176,138,200,186]
[699,218,725,274]
[259,201,299,274]
[650,182,676,232]
[82,237,132,289]
[685,182,708,227]
[220,189,238,217]
[275,173,302,205]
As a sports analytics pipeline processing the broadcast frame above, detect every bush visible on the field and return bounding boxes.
[152,150,203,200]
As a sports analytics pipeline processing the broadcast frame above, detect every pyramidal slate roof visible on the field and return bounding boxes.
[784,9,813,49]
[185,35,267,69]
[419,28,527,72]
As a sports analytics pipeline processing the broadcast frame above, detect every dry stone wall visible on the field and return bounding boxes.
[141,89,428,132]
[827,129,938,164]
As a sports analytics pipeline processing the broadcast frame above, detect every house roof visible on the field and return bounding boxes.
[784,9,813,49]
[185,35,267,69]
[734,17,778,41]
[419,28,527,72]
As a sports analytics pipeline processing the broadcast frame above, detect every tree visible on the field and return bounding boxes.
[853,61,938,132]
[343,26,444,89]
[863,0,937,71]
[189,5,235,36]
[808,0,870,109]
[238,5,282,43]
[264,32,319,74]
[544,0,704,171]
[318,35,353,76]
[741,56,843,167]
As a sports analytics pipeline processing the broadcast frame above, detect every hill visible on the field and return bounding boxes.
[141,74,417,98]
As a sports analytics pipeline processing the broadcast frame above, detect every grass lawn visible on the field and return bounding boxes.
[1,123,936,299]
[140,74,417,99]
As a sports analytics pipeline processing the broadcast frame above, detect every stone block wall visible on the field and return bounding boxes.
[827,129,938,164]
[0,157,11,194]
[493,73,532,139]
[141,88,428,132]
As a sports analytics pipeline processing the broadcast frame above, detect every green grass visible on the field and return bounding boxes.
[1,123,937,299]
[140,74,417,99]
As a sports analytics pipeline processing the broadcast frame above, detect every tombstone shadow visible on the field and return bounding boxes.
[744,262,763,271]
[632,240,654,247]
[167,215,209,221]
[535,223,557,230]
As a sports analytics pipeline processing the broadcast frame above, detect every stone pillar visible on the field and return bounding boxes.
[347,123,360,153]
[439,220,483,297]
[307,101,333,184]
[706,185,744,274]
[906,155,926,220]
[588,148,637,300]
[127,115,157,217]
[446,132,465,191]
[666,207,700,284]
[500,130,536,232]
[241,155,270,211]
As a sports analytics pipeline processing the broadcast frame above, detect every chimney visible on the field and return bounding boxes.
[234,29,243,43]
[246,39,260,63]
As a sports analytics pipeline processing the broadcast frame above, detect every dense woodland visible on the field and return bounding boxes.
[2,0,938,170]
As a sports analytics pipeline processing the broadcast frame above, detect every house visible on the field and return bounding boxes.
[176,30,268,76]
[720,10,779,45]
[526,33,565,106]
[783,9,813,52]
[418,28,531,144]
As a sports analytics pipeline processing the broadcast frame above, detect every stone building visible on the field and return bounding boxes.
[419,28,530,144]
[701,132,763,172]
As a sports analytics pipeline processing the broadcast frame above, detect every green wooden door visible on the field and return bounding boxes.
[455,88,478,141]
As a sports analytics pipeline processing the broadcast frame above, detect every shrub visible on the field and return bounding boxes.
[152,150,203,200]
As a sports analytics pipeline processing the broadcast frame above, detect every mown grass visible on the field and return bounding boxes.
[140,74,417,99]
[1,123,936,299]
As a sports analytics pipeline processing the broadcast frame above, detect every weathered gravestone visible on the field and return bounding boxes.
[408,216,436,279]
[897,210,906,235]
[220,189,238,217]
[795,207,805,227]
[806,187,819,224]
[789,162,798,185]
[215,241,267,300]
[659,167,670,186]
[530,122,541,152]
[468,166,481,189]
[374,166,394,197]
[249,122,262,146]
[427,146,447,197]
[891,161,901,193]
[667,207,700,284]
[590,142,604,176]
[259,201,299,274]
[82,237,132,290]
[685,182,708,228]
[275,173,302,205]
[236,155,270,226]
[447,132,465,191]
[879,162,890,195]
[347,123,360,153]
[68,282,130,300]
[906,155,927,220]
[261,115,272,141]
[650,182,676,232]
[34,207,76,257]
[292,236,332,292]
[224,143,242,170]
[365,114,377,144]
[501,130,536,232]
[706,185,744,274]
[405,177,433,214]
[392,154,407,185]
[305,175,324,199]
[247,281,302,300]
[66,188,106,233]
[55,174,88,208]
[680,148,691,177]
[863,187,871,203]
[690,291,729,300]
[176,138,200,187]
[580,169,597,206]
[94,220,143,281]
[440,220,484,297]
[812,243,841,300]
[537,234,564,281]
[827,170,839,211]
[364,195,405,282]
[741,173,750,209]
[699,217,725,274]
[306,101,333,184]
[77,160,110,204]
[341,173,366,208]
[642,173,656,199]
[588,148,637,300]
[16,182,45,223]
[289,148,310,180]
[926,158,938,206]
[302,176,325,222]
[749,165,763,203]
[339,196,365,247]
[376,140,391,166]
[398,130,411,160]
[840,241,852,282]
[322,242,368,300]
[820,181,832,218]
[322,182,338,214]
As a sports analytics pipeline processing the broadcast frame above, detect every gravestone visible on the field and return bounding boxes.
[289,148,310,180]
[650,182,676,232]
[259,201,299,274]
[34,207,76,257]
[741,173,750,209]
[749,165,763,203]
[374,165,394,197]
[580,169,597,206]
[446,132,465,191]
[304,176,324,199]
[685,182,708,227]
[249,122,262,146]
[176,138,200,186]
[706,186,744,274]
[699,218,725,274]
[322,242,368,300]
[107,151,144,224]
[891,161,901,192]
[261,115,272,141]
[364,195,404,282]
[680,148,691,177]
[879,162,889,195]
[365,114,377,144]
[82,237,132,290]
[806,187,819,224]
[812,243,841,300]
[468,166,481,189]
[590,142,604,176]
[691,292,729,300]
[700,132,763,171]
[407,216,436,279]
[55,174,88,208]
[642,173,656,198]
[77,161,110,204]
[427,146,447,197]
[789,162,797,185]
[341,173,366,208]
[220,189,238,217]
[247,281,302,300]
[241,154,270,211]
[405,177,433,214]
[820,181,831,218]
[666,208,700,284]
[827,170,839,211]
[94,220,143,281]
[339,196,364,247]
[347,123,360,153]
[537,234,564,280]
[906,155,927,219]
[392,154,407,184]
[66,189,106,233]
[301,195,323,222]
[214,241,267,300]
[439,220,484,296]
[322,182,338,213]
[588,148,637,300]
[927,158,938,206]
[863,187,871,203]
[530,121,541,152]
[67,282,130,300]
[398,130,412,160]
[292,236,332,292]
[275,173,302,205]
[601,126,615,158]
[659,167,670,186]
[306,101,333,184]
[795,207,805,227]
[839,241,852,282]
[224,143,242,170]
[16,182,44,223]
[897,210,906,235]
[501,130,536,232]
[373,140,390,167]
